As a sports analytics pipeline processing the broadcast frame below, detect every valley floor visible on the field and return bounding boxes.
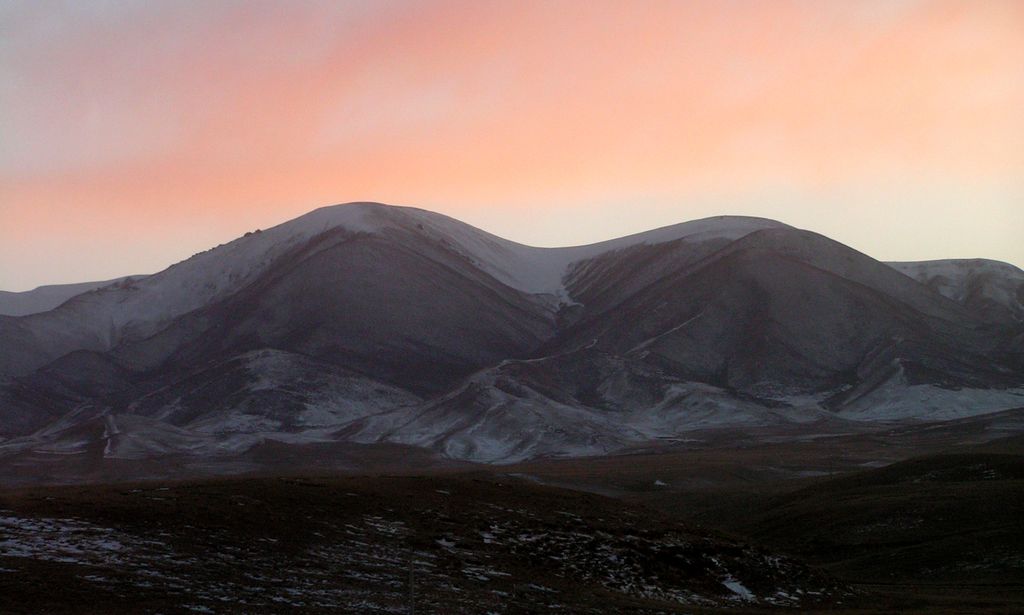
[0,416,1021,613]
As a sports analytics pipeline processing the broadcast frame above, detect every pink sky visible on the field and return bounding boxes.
[1,0,1022,290]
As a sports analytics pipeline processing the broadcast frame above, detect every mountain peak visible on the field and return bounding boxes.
[1,202,1022,469]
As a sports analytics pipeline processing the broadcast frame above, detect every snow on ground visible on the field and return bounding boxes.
[722,577,755,601]
[241,349,420,429]
[841,384,1024,422]
[625,382,826,437]
[0,498,840,611]
[3,375,1022,465]
[0,512,133,566]
[835,361,1024,422]
[356,373,639,464]
[0,510,418,611]
[348,370,841,464]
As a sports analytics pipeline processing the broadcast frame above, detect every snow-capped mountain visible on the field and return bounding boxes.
[0,203,1021,469]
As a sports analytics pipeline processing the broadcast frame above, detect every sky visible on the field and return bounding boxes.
[1,0,1022,291]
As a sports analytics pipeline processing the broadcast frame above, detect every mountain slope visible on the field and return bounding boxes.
[1,203,1022,469]
[0,205,784,379]
[890,258,1024,323]
[0,276,148,317]
[550,228,1017,398]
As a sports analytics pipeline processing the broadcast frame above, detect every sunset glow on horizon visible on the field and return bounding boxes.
[2,0,1022,291]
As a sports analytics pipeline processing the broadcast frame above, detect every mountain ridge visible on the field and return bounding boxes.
[0,202,1021,470]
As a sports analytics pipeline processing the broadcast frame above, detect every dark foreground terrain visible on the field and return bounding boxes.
[509,435,1024,613]
[0,474,848,614]
[0,436,1021,613]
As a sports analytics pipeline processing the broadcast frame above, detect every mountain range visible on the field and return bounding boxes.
[1,202,1021,472]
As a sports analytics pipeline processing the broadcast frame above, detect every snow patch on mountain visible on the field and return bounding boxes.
[2,203,1022,468]
[2,204,788,374]
[841,384,1024,422]
[128,349,421,435]
[146,203,787,309]
[837,365,1024,421]
[889,258,1024,321]
[407,210,788,297]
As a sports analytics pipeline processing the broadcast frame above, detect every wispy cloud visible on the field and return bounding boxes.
[1,0,1021,289]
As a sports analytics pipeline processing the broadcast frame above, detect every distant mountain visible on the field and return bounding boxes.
[0,276,148,317]
[0,203,1021,471]
[889,259,1024,323]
